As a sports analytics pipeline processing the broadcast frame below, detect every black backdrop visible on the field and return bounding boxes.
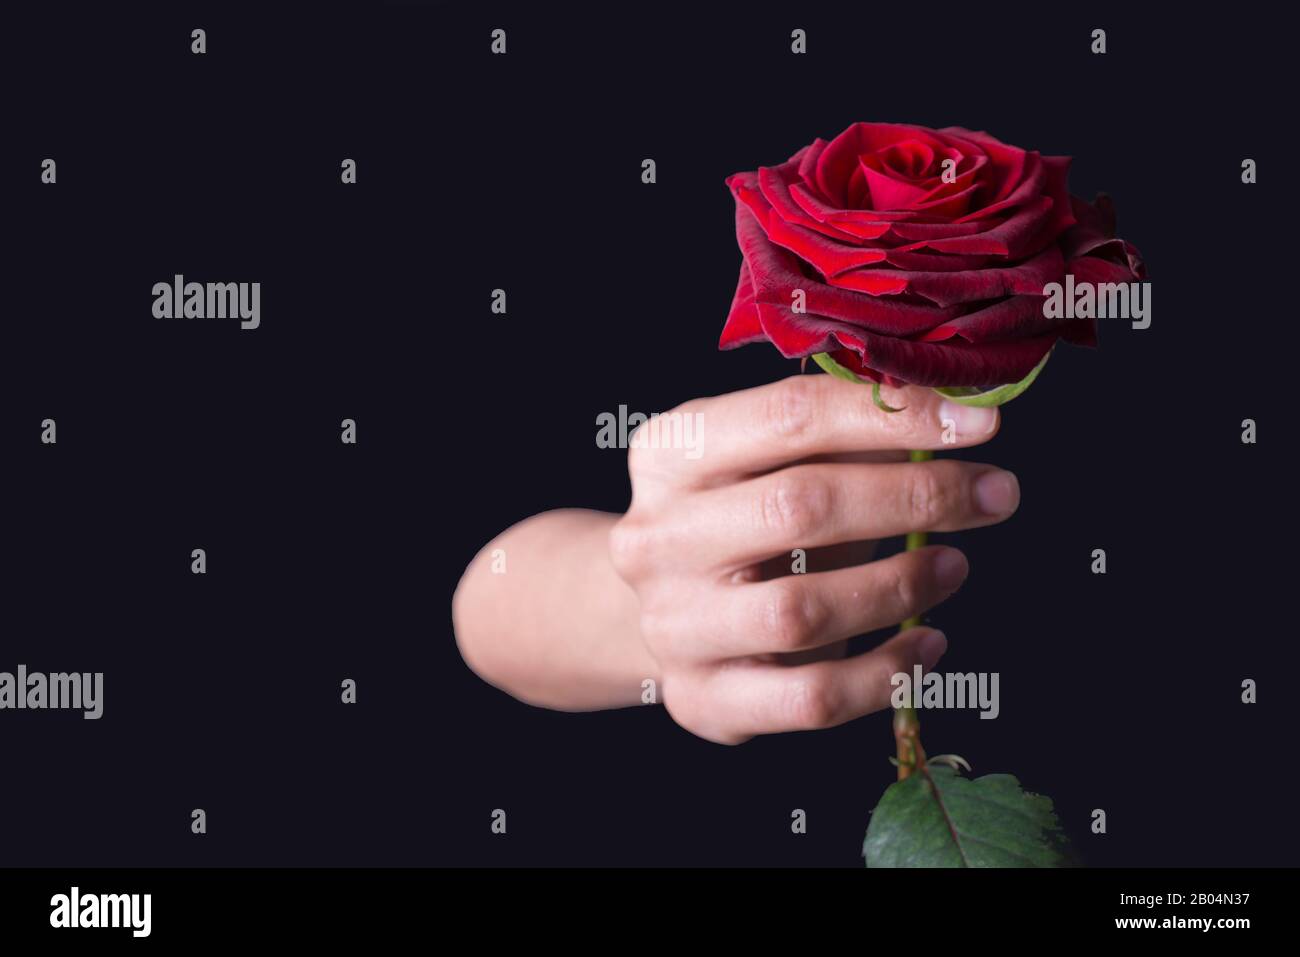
[2,1,1293,868]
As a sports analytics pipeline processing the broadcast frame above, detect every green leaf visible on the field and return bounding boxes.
[863,765,1076,868]
[810,353,904,412]
[931,349,1052,408]
[811,351,865,384]
[811,348,1051,409]
[872,381,904,413]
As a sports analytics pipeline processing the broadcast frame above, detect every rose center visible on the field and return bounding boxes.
[877,140,937,180]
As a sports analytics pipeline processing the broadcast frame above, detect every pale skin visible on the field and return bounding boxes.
[452,374,1020,745]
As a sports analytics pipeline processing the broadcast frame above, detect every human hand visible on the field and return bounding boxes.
[607,374,1020,744]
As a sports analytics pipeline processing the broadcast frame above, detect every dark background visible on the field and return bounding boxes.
[1,1,1292,867]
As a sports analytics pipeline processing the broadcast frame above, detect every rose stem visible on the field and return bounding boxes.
[893,448,933,780]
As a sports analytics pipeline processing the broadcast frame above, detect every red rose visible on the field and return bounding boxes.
[720,122,1145,387]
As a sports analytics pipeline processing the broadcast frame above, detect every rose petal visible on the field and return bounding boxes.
[939,127,1030,204]
[1066,255,1142,286]
[918,296,1050,342]
[734,202,956,334]
[903,196,1055,256]
[753,300,1061,387]
[790,181,952,225]
[814,122,963,207]
[831,246,1065,307]
[1062,196,1145,278]
[719,122,1140,389]
[860,159,936,209]
[753,166,871,243]
[718,261,766,348]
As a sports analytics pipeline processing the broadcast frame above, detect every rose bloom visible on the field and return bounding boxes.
[720,122,1145,387]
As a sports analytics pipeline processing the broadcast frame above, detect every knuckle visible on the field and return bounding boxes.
[660,676,697,726]
[905,463,953,529]
[881,560,922,619]
[763,580,824,651]
[662,675,747,745]
[879,396,923,440]
[783,672,839,730]
[624,439,657,481]
[607,517,654,578]
[900,390,943,434]
[762,376,817,439]
[636,604,674,650]
[758,470,832,539]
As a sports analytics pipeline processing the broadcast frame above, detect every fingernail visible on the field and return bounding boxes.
[933,548,968,590]
[974,469,1020,516]
[917,629,948,671]
[938,401,997,439]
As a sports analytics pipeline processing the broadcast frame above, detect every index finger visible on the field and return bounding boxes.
[673,374,1000,487]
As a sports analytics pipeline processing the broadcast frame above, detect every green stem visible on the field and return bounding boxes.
[895,448,933,779]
